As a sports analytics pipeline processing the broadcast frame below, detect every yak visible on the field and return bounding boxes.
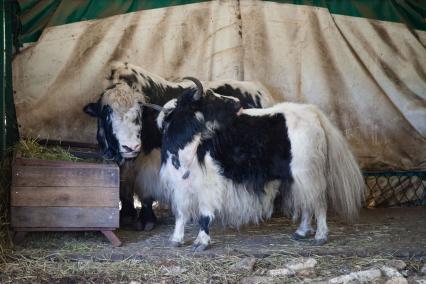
[157,78,365,251]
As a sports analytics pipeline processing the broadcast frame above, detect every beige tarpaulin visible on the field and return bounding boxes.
[12,1,426,170]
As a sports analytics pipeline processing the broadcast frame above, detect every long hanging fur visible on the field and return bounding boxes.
[274,103,364,224]
[316,109,365,222]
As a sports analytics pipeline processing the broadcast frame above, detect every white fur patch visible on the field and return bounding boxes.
[194,230,211,246]
[212,92,240,102]
[161,149,280,228]
[195,111,204,122]
[111,103,141,155]
[206,80,275,107]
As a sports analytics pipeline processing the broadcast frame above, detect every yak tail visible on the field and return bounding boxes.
[317,110,365,222]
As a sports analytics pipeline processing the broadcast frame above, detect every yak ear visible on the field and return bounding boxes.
[83,102,101,117]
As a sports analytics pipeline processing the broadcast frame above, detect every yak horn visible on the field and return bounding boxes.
[139,101,164,112]
[183,76,204,100]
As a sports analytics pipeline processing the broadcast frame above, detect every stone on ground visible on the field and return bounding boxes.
[329,268,382,284]
[385,277,408,284]
[164,265,187,274]
[267,268,295,277]
[386,260,407,270]
[407,277,426,284]
[239,276,277,284]
[267,257,317,277]
[231,257,256,272]
[381,266,403,278]
[285,257,317,271]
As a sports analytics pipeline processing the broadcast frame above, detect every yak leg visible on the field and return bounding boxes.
[169,210,189,247]
[192,215,212,252]
[292,209,315,240]
[313,205,328,245]
[135,197,157,231]
[120,178,137,226]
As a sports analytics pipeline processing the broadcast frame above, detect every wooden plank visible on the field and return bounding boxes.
[12,165,119,187]
[13,227,117,231]
[101,230,122,247]
[11,187,119,207]
[34,139,99,149]
[68,150,104,160]
[11,207,119,228]
[14,157,117,169]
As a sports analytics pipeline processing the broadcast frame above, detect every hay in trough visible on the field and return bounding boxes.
[14,138,82,162]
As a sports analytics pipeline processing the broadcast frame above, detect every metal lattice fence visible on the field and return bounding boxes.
[364,171,426,208]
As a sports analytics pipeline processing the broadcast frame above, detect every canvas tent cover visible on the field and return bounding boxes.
[12,0,426,170]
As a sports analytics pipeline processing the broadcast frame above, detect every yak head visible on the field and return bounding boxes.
[83,82,144,165]
[157,77,242,176]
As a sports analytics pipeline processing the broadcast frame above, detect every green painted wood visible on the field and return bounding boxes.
[1,0,18,159]
[17,0,426,44]
[5,1,18,152]
[268,0,426,30]
[1,1,6,158]
[18,0,210,43]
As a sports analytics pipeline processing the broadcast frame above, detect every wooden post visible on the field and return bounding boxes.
[101,230,122,247]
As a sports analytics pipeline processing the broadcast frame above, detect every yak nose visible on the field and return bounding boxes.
[123,144,141,152]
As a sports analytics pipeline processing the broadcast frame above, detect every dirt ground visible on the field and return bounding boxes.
[1,207,425,283]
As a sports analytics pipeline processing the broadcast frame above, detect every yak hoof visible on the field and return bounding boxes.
[292,229,316,241]
[291,232,304,240]
[133,221,145,231]
[292,232,308,241]
[144,222,155,232]
[191,243,209,252]
[312,238,327,246]
[169,240,183,247]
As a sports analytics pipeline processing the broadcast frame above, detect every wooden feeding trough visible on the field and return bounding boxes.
[10,156,122,246]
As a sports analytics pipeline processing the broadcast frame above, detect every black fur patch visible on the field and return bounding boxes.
[160,91,205,165]
[100,105,122,164]
[161,91,293,195]
[198,113,293,194]
[119,73,138,87]
[107,69,116,81]
[90,73,268,164]
[139,79,187,155]
[199,215,211,234]
[172,155,180,169]
[211,84,263,108]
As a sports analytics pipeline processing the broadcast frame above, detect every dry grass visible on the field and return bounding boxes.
[0,138,86,256]
[1,139,424,283]
[15,138,81,162]
[1,250,424,284]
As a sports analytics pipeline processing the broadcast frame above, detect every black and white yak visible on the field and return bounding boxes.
[157,78,365,251]
[83,62,275,229]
